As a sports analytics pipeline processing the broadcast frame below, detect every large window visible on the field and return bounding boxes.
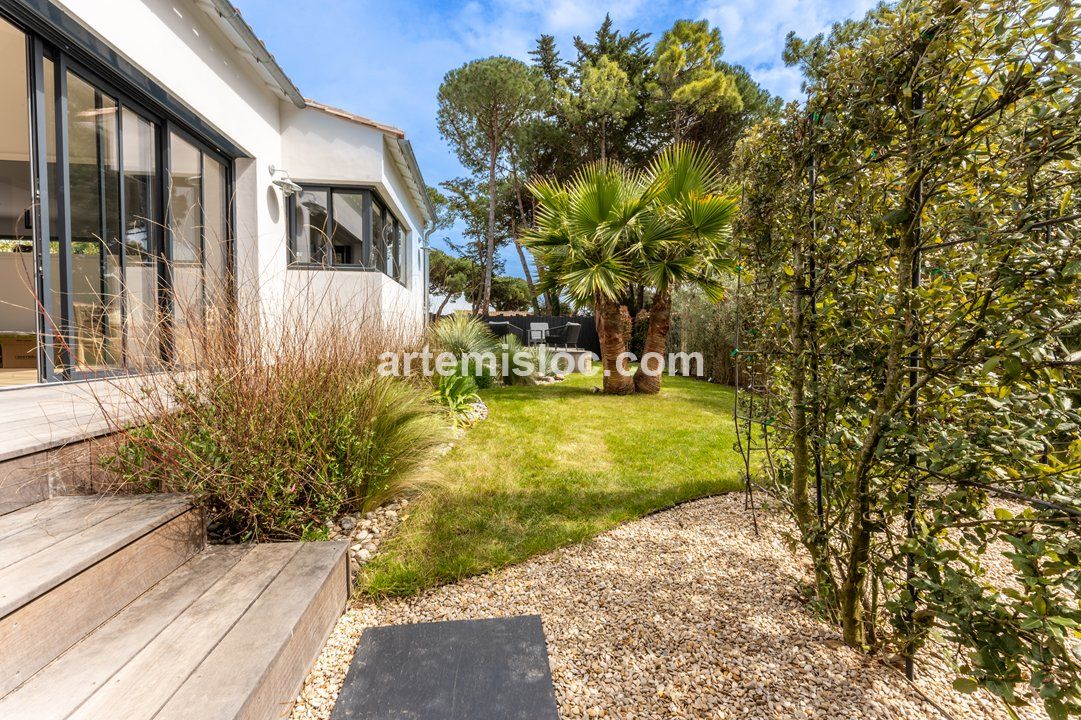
[168,132,230,363]
[288,187,407,284]
[0,9,234,382]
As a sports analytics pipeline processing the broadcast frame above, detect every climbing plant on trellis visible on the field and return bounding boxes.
[731,0,1081,715]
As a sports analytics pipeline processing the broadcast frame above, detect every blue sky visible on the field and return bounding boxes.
[234,0,875,275]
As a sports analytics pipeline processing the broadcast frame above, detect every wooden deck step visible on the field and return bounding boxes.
[0,495,203,696]
[0,546,248,719]
[0,376,159,515]
[0,540,349,720]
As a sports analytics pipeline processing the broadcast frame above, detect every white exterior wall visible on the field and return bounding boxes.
[49,0,427,337]
[280,105,428,332]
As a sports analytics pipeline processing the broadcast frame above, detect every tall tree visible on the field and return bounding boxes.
[440,177,504,312]
[571,16,655,169]
[651,20,743,142]
[504,128,543,312]
[529,34,565,85]
[437,57,543,314]
[428,248,472,317]
[490,276,531,312]
[685,62,782,170]
[558,55,636,162]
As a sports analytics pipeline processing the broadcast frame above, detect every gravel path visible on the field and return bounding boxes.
[292,494,1046,720]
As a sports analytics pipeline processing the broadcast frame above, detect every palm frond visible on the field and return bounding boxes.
[650,143,725,203]
[560,257,633,302]
[674,195,738,241]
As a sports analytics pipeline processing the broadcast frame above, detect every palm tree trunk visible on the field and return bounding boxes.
[595,294,634,394]
[633,288,671,394]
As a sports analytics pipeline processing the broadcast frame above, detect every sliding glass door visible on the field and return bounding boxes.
[121,108,161,367]
[0,17,37,386]
[64,70,123,372]
[168,132,230,364]
[0,21,236,382]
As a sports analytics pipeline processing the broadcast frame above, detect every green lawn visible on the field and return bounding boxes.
[360,372,745,596]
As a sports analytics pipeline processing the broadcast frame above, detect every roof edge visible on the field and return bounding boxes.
[198,0,305,108]
[304,99,406,138]
[397,138,436,227]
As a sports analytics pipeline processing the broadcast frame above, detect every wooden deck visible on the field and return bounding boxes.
[0,370,38,388]
[0,377,155,463]
[0,494,349,719]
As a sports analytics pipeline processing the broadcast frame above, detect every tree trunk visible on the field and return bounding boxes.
[595,294,634,394]
[633,288,671,394]
[838,84,927,649]
[482,134,498,313]
[839,183,922,652]
[548,291,562,316]
[672,107,684,144]
[600,117,607,164]
[435,292,453,318]
[513,239,540,313]
[510,164,541,314]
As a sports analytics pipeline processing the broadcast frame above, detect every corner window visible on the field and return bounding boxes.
[288,186,407,284]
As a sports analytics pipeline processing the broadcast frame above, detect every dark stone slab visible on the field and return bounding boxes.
[330,615,560,720]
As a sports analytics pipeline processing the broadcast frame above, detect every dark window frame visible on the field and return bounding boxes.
[287,184,409,287]
[2,3,239,382]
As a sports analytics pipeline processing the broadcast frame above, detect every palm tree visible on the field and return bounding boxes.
[632,145,737,393]
[524,144,736,394]
[523,163,647,393]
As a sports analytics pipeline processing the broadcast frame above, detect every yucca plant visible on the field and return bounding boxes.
[427,313,499,356]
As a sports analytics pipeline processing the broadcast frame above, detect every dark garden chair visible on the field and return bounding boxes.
[488,321,524,343]
[545,322,581,348]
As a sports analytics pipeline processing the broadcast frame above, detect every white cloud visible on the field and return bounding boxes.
[697,0,877,99]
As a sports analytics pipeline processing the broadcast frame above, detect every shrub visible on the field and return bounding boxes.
[427,313,498,356]
[497,334,541,386]
[667,285,738,385]
[459,360,495,389]
[103,292,447,542]
[432,373,481,426]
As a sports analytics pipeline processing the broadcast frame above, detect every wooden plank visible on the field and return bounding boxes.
[156,541,349,720]
[0,454,52,516]
[0,546,246,718]
[237,548,349,720]
[0,495,190,617]
[0,508,204,697]
[67,543,302,720]
[0,496,84,539]
[0,376,154,463]
[0,497,142,570]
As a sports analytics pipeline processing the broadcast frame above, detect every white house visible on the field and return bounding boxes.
[0,0,434,387]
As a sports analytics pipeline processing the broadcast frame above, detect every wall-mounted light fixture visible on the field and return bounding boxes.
[268,164,302,197]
